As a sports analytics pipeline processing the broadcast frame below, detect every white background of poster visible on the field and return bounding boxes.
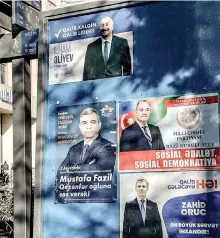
[158,95,219,149]
[49,32,133,84]
[120,171,220,238]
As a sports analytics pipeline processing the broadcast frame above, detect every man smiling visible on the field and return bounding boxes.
[120,100,165,151]
[83,16,131,80]
[123,178,163,238]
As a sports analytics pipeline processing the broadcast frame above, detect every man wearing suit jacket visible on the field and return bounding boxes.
[59,108,116,171]
[123,178,163,238]
[120,100,165,151]
[83,16,131,81]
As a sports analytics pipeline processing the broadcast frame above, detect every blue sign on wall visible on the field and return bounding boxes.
[13,1,39,29]
[23,0,41,11]
[21,29,38,55]
[0,29,38,59]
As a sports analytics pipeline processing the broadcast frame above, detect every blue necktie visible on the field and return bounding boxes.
[103,41,108,64]
[141,200,146,224]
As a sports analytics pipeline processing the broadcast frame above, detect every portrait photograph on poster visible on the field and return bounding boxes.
[119,93,220,171]
[48,9,133,84]
[55,101,117,203]
[120,171,220,238]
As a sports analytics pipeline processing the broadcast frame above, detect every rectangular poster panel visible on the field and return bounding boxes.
[48,9,133,84]
[55,101,117,203]
[120,171,220,238]
[119,93,220,171]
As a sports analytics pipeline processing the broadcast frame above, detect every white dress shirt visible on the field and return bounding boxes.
[136,120,152,140]
[137,196,147,213]
[84,134,99,146]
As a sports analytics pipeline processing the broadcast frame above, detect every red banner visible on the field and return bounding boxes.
[119,147,220,171]
[166,96,218,108]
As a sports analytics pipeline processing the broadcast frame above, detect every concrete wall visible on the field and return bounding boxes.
[2,114,13,166]
[1,115,36,167]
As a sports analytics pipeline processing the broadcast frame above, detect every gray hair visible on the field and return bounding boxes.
[135,178,149,189]
[80,108,100,122]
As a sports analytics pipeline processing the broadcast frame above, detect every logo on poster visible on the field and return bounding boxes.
[55,28,62,39]
[177,107,200,129]
[100,105,114,117]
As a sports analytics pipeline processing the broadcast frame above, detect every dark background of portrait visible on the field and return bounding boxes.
[56,101,116,170]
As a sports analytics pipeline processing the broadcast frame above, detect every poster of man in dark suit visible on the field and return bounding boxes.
[83,16,132,81]
[120,100,165,151]
[123,178,163,238]
[56,104,117,203]
[58,107,116,171]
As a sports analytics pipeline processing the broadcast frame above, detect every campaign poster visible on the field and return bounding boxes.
[48,9,133,84]
[55,101,117,203]
[119,93,220,171]
[120,171,220,238]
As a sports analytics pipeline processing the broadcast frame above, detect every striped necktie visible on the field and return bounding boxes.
[143,126,152,148]
[81,144,89,162]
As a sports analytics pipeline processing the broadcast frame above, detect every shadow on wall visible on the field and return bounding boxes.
[48,1,220,107]
[34,2,220,238]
